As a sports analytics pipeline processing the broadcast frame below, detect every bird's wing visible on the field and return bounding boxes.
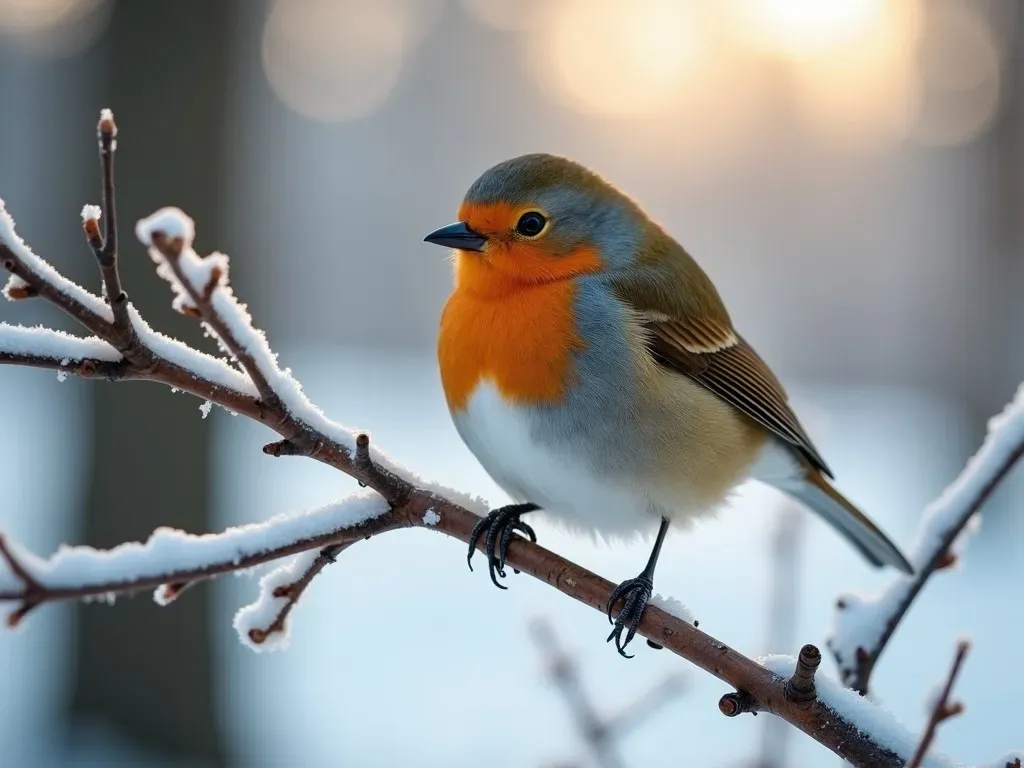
[612,268,833,478]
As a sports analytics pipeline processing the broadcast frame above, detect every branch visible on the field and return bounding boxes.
[828,390,1024,694]
[0,109,1014,768]
[906,641,969,768]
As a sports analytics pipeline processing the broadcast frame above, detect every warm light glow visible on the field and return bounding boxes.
[908,2,1001,146]
[0,0,110,56]
[780,0,922,148]
[262,0,427,123]
[733,0,888,59]
[530,0,715,118]
[459,0,547,31]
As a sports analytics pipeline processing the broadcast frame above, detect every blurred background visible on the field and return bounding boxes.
[0,0,1021,765]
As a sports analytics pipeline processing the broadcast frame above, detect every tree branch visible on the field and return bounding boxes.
[906,641,969,768]
[828,393,1024,694]
[0,109,1017,768]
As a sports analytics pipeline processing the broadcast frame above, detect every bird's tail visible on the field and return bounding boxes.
[790,470,914,575]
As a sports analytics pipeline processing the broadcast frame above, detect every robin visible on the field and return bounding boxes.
[424,154,912,657]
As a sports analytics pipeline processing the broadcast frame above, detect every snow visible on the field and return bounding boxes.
[232,549,323,653]
[132,210,492,517]
[135,206,195,247]
[126,305,258,398]
[0,199,113,321]
[759,655,956,767]
[199,400,213,419]
[422,508,441,526]
[2,273,30,299]
[0,492,389,599]
[830,383,1024,669]
[650,593,697,625]
[0,323,121,362]
[80,204,101,223]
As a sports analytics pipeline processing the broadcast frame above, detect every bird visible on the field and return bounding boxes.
[424,153,913,657]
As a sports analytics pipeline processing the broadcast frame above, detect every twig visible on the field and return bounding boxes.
[0,109,1015,768]
[89,110,133,341]
[906,641,970,768]
[0,534,44,626]
[829,407,1024,694]
[245,543,353,645]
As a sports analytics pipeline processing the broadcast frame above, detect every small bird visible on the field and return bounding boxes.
[425,154,913,656]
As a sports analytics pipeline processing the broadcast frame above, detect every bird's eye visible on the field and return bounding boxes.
[515,211,547,238]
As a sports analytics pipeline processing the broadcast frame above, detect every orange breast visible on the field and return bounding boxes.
[438,278,586,412]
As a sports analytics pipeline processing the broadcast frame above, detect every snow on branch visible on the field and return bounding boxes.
[0,493,391,628]
[0,109,1019,768]
[828,385,1024,694]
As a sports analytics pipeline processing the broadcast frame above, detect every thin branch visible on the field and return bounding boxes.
[0,533,44,626]
[829,397,1024,694]
[906,641,970,768]
[147,229,279,406]
[243,542,355,646]
[90,109,133,341]
[0,349,130,380]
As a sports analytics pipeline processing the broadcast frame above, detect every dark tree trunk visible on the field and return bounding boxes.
[68,1,237,762]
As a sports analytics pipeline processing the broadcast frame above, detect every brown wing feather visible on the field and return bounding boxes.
[645,319,833,478]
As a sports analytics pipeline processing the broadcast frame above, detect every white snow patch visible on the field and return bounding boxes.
[127,305,257,398]
[2,273,30,299]
[233,549,323,653]
[0,323,121,362]
[830,383,1024,666]
[0,492,388,600]
[422,508,441,526]
[199,400,213,419]
[650,593,697,625]
[80,204,102,223]
[760,655,956,767]
[135,206,195,247]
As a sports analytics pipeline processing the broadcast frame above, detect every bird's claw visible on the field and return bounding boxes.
[467,505,537,589]
[606,574,654,658]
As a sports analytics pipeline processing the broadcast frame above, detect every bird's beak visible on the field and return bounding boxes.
[423,221,487,252]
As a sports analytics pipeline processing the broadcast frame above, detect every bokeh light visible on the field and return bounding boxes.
[908,1,1002,147]
[458,0,548,32]
[732,0,890,60]
[0,0,111,57]
[785,0,922,147]
[529,0,720,119]
[261,0,440,123]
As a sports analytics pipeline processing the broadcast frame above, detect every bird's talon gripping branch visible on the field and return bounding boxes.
[606,574,654,658]
[466,502,539,588]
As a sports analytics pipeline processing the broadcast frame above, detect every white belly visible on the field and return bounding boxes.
[452,382,662,538]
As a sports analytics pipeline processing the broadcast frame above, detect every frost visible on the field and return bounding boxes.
[422,508,441,526]
[80,204,102,223]
[199,400,212,419]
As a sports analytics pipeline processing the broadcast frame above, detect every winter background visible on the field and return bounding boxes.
[0,1,1022,766]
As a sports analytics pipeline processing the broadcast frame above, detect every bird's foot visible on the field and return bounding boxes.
[606,573,654,658]
[467,503,538,589]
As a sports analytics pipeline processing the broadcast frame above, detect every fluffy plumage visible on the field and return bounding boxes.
[435,153,912,574]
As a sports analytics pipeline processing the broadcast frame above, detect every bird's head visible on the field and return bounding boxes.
[424,154,648,293]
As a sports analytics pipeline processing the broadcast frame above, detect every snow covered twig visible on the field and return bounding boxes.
[906,641,969,768]
[828,390,1024,694]
[0,110,1018,768]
